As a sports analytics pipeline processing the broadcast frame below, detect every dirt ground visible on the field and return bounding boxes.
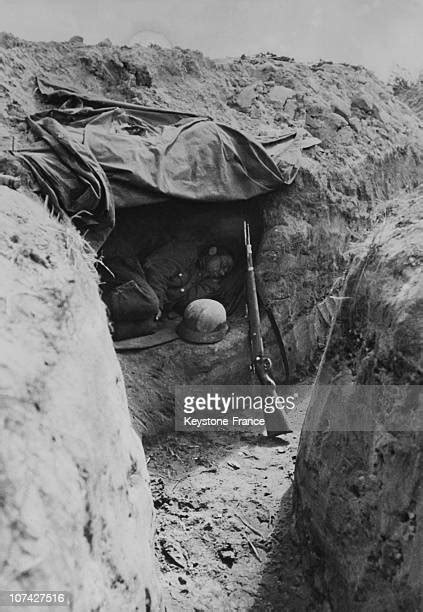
[144,393,320,612]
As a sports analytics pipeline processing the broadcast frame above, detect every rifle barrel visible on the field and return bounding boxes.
[244,220,291,434]
[244,222,263,358]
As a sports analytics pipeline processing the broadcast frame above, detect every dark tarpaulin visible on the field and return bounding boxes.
[16,77,314,249]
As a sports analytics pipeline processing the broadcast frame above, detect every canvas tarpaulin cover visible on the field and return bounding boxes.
[15,77,317,249]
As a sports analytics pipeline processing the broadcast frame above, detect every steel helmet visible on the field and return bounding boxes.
[176,299,228,344]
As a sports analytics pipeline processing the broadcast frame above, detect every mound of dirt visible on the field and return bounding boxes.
[0,186,161,611]
[294,187,423,610]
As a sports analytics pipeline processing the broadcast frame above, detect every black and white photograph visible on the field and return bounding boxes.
[0,1,422,610]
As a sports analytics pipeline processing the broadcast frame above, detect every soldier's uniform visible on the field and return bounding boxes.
[143,241,221,314]
[102,241,227,339]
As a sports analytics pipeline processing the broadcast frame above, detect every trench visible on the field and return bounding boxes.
[2,39,422,611]
[143,425,314,611]
[104,194,326,610]
[112,178,423,611]
[5,170,421,610]
[5,133,420,611]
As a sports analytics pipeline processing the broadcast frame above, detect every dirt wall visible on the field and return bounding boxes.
[255,62,423,378]
[0,187,161,611]
[294,189,423,610]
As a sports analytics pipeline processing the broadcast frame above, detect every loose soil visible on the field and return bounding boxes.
[144,393,319,612]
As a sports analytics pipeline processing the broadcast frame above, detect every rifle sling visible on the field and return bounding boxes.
[257,291,290,384]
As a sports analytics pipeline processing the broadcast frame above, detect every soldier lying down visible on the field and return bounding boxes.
[102,242,234,340]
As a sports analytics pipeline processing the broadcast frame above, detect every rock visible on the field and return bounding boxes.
[69,35,84,45]
[294,190,423,610]
[218,544,236,567]
[161,539,187,568]
[331,99,350,121]
[0,188,161,611]
[267,85,296,106]
[327,112,348,131]
[98,38,113,47]
[258,61,277,74]
[351,93,381,119]
[305,115,321,132]
[134,65,152,87]
[0,32,22,48]
[348,116,361,132]
[379,109,392,125]
[250,101,264,119]
[236,83,258,112]
[351,93,373,112]
[283,98,298,119]
[250,106,262,119]
[336,126,355,145]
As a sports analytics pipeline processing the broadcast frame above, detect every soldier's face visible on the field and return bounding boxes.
[206,254,234,278]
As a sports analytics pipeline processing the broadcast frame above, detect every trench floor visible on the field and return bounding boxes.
[144,403,320,611]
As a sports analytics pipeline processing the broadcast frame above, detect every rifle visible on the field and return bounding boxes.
[244,220,291,435]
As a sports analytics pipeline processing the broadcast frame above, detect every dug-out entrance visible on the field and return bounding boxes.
[100,197,267,437]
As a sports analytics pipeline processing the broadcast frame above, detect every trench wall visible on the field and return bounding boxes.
[0,187,161,611]
[257,133,423,380]
[294,189,423,610]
